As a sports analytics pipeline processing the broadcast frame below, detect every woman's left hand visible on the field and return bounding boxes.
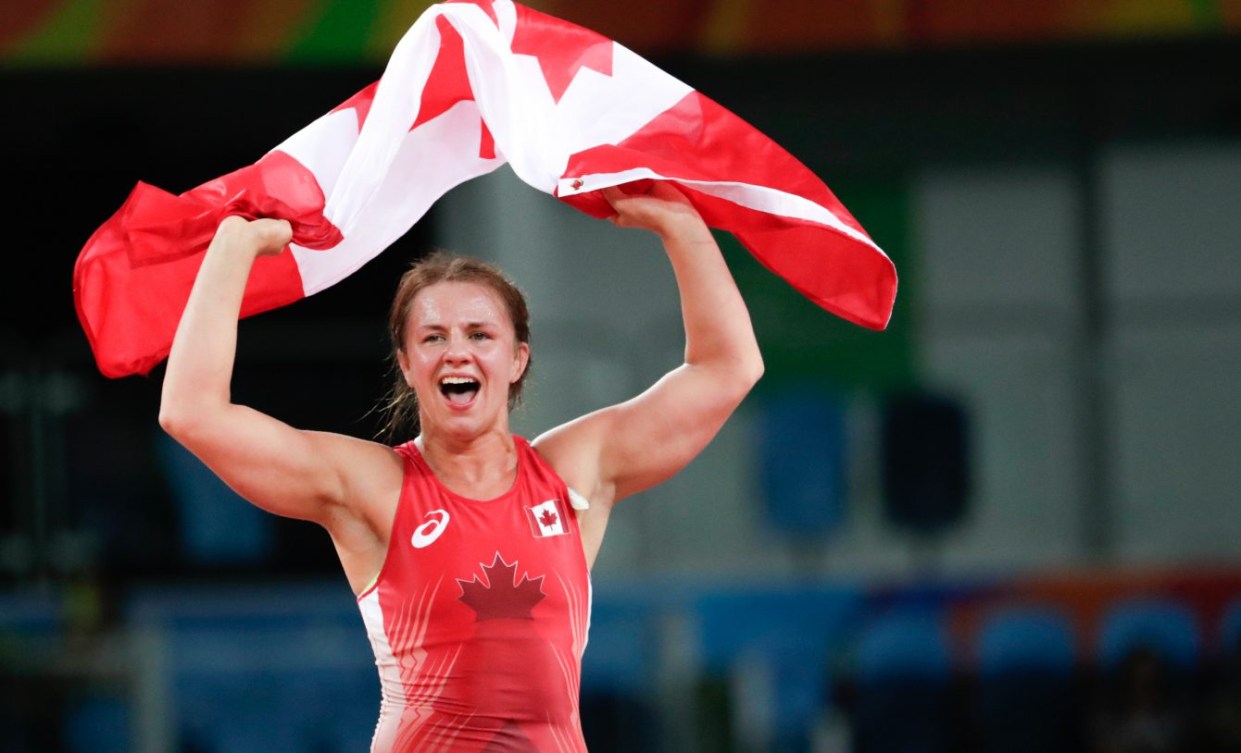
[601,182,709,240]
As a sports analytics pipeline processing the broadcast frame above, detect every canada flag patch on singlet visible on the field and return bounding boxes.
[526,499,567,538]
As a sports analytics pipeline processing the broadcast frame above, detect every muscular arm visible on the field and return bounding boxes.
[158,217,400,538]
[535,183,764,517]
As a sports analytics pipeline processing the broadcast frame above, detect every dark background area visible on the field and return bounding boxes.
[2,22,1241,753]
[3,34,1240,590]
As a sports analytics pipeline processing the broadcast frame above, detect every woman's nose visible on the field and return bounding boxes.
[444,334,471,361]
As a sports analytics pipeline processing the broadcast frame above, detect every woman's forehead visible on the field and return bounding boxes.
[409,281,509,325]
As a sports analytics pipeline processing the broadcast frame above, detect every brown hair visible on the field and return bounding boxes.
[375,250,532,441]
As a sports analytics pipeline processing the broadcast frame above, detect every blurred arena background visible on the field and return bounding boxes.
[3,1,1241,751]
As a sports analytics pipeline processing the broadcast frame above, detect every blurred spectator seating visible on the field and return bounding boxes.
[845,605,958,753]
[63,693,129,753]
[1197,593,1241,753]
[1219,596,1241,659]
[1,589,66,753]
[124,581,377,753]
[1097,596,1202,673]
[579,588,664,753]
[691,583,864,753]
[1088,596,1203,753]
[972,603,1081,753]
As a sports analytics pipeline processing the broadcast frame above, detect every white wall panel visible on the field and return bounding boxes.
[916,168,1081,313]
[1102,144,1241,565]
[1111,326,1241,564]
[1102,144,1241,302]
[909,166,1085,572]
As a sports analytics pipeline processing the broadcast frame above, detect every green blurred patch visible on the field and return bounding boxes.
[5,0,102,66]
[286,0,382,64]
[719,175,916,397]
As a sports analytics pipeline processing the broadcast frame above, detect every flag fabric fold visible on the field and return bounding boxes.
[73,0,897,379]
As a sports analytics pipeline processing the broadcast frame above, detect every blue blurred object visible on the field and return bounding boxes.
[0,590,67,753]
[1097,596,1201,670]
[580,591,663,753]
[850,607,955,753]
[695,584,864,676]
[0,589,63,636]
[1219,595,1241,658]
[155,431,274,565]
[582,592,661,695]
[125,582,377,753]
[974,604,1080,753]
[977,604,1077,677]
[754,388,848,538]
[63,695,130,753]
[693,584,864,753]
[855,608,952,682]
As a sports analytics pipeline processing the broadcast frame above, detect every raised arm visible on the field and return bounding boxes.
[535,182,764,515]
[158,216,400,536]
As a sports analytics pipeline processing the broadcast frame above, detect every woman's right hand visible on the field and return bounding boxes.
[212,215,293,258]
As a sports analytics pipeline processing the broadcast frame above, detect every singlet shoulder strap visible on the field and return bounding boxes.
[392,440,418,462]
[515,435,590,511]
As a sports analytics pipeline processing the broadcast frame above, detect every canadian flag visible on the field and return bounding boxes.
[72,0,897,379]
[527,499,567,538]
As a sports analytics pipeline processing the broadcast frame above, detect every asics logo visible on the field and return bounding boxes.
[411,510,450,549]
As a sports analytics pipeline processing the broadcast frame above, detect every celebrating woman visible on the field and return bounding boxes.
[158,181,763,752]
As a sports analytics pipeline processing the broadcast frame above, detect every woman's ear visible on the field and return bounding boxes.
[512,342,530,383]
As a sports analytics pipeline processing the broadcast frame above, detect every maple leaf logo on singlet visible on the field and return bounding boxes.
[526,499,567,537]
[457,553,545,621]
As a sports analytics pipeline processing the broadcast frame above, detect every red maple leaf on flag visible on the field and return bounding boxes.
[510,3,613,103]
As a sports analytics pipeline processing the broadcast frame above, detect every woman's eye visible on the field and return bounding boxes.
[470,331,489,341]
[423,334,444,343]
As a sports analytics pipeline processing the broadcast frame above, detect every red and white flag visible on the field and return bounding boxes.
[73,0,898,379]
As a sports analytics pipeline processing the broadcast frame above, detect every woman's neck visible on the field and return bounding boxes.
[416,428,519,499]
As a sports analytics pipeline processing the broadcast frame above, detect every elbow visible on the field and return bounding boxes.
[158,401,190,441]
[158,392,212,444]
[734,345,764,394]
[687,344,764,404]
[158,403,219,457]
[158,375,185,438]
[745,350,765,389]
[159,376,227,442]
[724,350,764,403]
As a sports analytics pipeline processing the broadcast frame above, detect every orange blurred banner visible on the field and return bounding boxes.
[3,0,1235,66]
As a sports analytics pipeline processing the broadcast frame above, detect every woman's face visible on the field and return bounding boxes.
[398,280,529,438]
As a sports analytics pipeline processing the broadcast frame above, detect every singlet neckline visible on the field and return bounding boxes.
[405,436,526,505]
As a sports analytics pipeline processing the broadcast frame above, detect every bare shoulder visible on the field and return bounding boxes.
[532,413,620,568]
[531,409,615,504]
[305,430,406,520]
[299,432,407,589]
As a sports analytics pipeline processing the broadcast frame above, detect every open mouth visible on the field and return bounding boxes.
[439,376,480,406]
